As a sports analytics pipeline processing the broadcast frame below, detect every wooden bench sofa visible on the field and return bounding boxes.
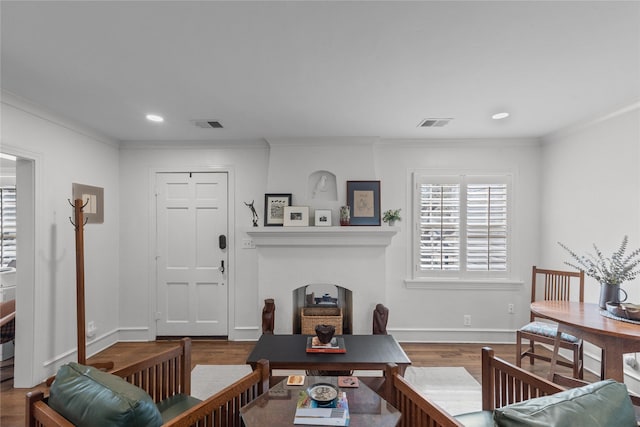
[25,338,270,427]
[385,346,640,427]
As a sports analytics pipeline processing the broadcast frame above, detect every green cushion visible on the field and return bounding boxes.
[494,379,636,427]
[48,362,163,427]
[157,393,202,423]
[455,410,495,426]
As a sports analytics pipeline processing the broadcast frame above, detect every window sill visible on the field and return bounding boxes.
[404,278,523,291]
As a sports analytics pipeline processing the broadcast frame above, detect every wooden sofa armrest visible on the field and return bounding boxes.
[162,359,270,427]
[25,390,74,427]
[384,363,464,427]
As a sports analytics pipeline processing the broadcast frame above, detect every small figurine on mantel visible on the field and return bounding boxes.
[245,200,259,227]
[373,303,389,335]
[262,298,275,334]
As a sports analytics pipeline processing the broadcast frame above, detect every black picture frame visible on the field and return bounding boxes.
[346,181,381,226]
[264,193,292,226]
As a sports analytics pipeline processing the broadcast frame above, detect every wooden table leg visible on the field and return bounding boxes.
[600,337,625,382]
[548,328,563,381]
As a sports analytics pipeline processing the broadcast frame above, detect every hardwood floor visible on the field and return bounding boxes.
[1,340,593,427]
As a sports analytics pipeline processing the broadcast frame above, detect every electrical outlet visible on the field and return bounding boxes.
[463,315,471,326]
[87,321,96,338]
[508,303,515,314]
[242,238,255,249]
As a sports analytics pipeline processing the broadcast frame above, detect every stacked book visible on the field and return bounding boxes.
[305,336,346,354]
[293,390,350,426]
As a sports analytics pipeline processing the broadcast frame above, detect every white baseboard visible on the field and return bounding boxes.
[388,328,515,343]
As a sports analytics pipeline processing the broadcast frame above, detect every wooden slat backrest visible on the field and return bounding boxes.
[530,266,584,322]
[481,347,563,411]
[109,338,191,402]
[162,359,270,427]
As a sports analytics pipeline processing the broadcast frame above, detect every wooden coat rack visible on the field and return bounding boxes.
[46,198,112,386]
[68,198,112,369]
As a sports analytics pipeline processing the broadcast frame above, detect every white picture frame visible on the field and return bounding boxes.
[283,206,309,226]
[314,209,332,226]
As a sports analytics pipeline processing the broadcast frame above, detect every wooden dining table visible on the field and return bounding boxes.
[530,301,640,382]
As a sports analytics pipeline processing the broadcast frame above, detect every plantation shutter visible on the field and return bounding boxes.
[1,187,16,268]
[418,183,460,270]
[466,183,508,271]
[414,173,510,278]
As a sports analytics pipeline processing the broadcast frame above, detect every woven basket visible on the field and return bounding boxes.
[301,307,343,335]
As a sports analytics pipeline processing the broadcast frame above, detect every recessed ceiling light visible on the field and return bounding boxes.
[146,114,164,123]
[492,112,510,120]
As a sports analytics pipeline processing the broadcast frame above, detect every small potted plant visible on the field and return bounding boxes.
[382,209,401,226]
[558,236,640,309]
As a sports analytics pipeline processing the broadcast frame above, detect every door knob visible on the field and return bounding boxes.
[220,260,225,274]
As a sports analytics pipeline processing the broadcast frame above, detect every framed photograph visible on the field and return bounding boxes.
[72,183,104,224]
[346,181,381,226]
[314,209,332,227]
[283,206,309,226]
[264,193,292,226]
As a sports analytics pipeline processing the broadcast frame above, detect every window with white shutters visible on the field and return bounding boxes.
[414,173,510,279]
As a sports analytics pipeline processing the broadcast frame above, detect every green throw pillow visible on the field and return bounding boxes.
[494,379,636,427]
[49,362,163,427]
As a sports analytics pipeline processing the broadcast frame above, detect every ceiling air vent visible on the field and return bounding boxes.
[192,120,223,129]
[418,118,453,128]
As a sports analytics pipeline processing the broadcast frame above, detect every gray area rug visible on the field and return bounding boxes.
[191,365,481,416]
[191,364,252,400]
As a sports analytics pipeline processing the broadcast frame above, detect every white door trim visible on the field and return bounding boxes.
[1,144,40,387]
[147,166,235,340]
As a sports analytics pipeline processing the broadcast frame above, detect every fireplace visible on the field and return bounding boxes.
[247,228,397,335]
[292,284,353,334]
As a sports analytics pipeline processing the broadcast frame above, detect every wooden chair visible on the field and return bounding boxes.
[0,299,15,382]
[516,266,585,379]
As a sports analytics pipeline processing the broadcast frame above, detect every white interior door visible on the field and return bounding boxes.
[156,172,228,336]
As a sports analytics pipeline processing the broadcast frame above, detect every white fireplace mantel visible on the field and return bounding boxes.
[246,226,398,247]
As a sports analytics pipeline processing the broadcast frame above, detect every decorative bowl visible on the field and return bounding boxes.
[606,302,640,321]
[307,383,339,407]
[315,324,336,344]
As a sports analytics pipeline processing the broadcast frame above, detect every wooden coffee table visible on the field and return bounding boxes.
[246,334,411,375]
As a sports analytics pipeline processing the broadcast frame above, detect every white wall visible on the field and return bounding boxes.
[118,143,270,341]
[376,139,540,342]
[541,104,640,389]
[117,138,540,343]
[1,92,121,386]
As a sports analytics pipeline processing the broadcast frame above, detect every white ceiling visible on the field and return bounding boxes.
[1,1,639,144]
